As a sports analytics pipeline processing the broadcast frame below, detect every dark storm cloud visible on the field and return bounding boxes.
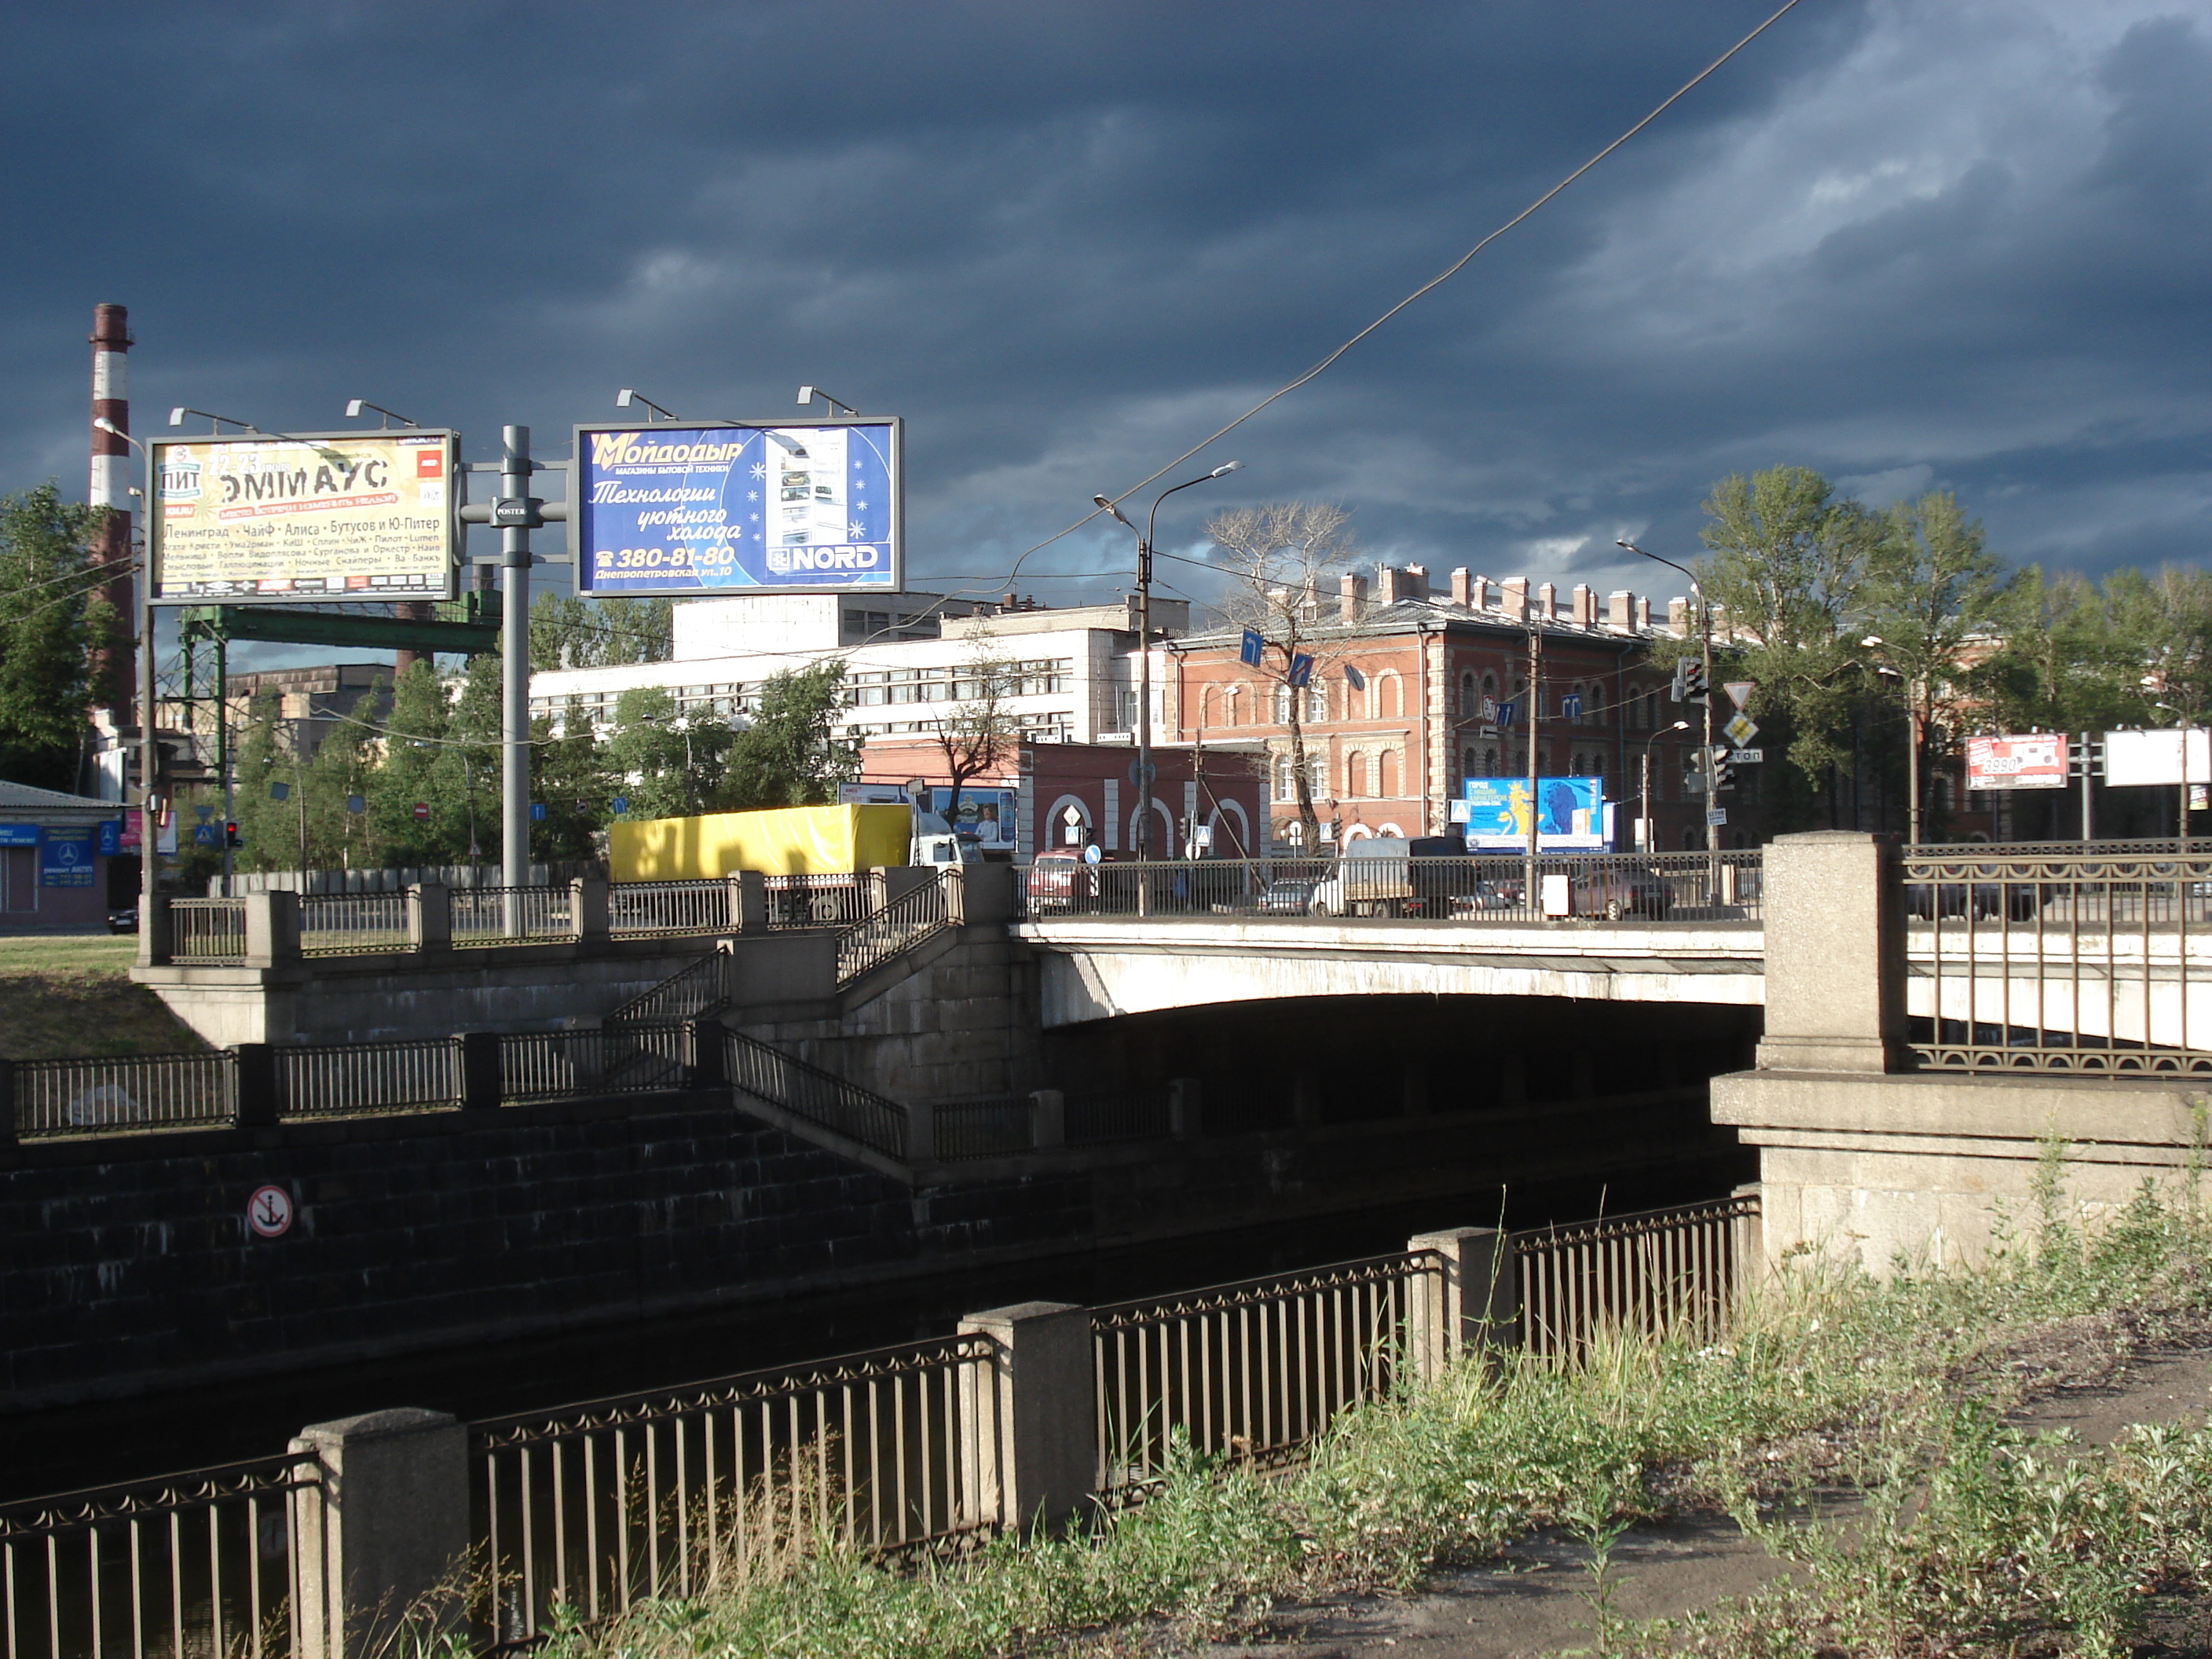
[0,0,2206,641]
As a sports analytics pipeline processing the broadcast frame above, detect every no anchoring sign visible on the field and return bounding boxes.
[247,1185,294,1239]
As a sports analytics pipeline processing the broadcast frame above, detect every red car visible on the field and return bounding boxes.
[1026,851,1093,911]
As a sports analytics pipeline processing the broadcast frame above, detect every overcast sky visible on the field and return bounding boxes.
[3,0,2207,650]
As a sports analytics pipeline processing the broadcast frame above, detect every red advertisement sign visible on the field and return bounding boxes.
[1966,734,2068,790]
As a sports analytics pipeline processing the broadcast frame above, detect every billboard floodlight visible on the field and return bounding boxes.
[797,385,858,418]
[168,406,259,434]
[614,388,679,423]
[343,398,416,429]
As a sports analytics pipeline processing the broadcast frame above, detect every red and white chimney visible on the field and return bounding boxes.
[88,302,135,720]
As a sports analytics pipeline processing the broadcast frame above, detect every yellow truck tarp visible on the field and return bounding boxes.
[610,804,912,882]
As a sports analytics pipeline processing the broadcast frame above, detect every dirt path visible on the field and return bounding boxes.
[1202,1345,2212,1658]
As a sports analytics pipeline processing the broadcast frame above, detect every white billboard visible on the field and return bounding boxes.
[149,430,460,604]
[2101,727,2212,788]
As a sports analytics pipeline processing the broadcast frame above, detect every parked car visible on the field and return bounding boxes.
[1569,865,1675,921]
[1904,880,2040,922]
[105,906,137,934]
[1261,877,1321,914]
[1307,837,1474,918]
[1026,850,1092,912]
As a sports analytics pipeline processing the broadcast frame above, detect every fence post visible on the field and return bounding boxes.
[233,1043,278,1128]
[1407,1227,1518,1379]
[289,1408,470,1659]
[685,1018,725,1088]
[1028,1088,1065,1149]
[407,884,451,955]
[1167,1076,1203,1139]
[457,1031,503,1112]
[572,877,610,946]
[727,871,767,933]
[943,865,968,925]
[244,892,300,968]
[1756,830,1907,1073]
[136,892,173,967]
[1731,1181,1765,1307]
[956,1302,1093,1533]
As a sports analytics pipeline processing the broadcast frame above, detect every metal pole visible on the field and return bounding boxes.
[1639,749,1650,853]
[1697,580,1716,857]
[136,437,159,954]
[2081,731,2093,843]
[1525,624,1540,913]
[1907,696,1922,846]
[500,425,532,932]
[218,635,233,889]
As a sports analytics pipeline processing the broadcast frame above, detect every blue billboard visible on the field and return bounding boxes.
[1453,776,1613,851]
[574,419,901,595]
[39,827,97,888]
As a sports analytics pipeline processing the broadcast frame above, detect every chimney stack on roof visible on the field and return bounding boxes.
[1536,582,1556,620]
[1668,597,1691,635]
[1607,590,1635,632]
[1501,577,1529,621]
[1339,572,1368,624]
[1572,584,1595,627]
[1449,568,1472,608]
[1636,595,1652,632]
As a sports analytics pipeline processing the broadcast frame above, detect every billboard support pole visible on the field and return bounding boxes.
[2081,731,2093,843]
[137,438,159,956]
[500,426,532,930]
[1524,622,1540,908]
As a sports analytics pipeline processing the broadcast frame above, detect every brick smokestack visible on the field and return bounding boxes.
[88,303,134,719]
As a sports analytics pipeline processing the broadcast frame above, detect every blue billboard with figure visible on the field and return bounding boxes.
[573,419,901,595]
[1452,776,1613,851]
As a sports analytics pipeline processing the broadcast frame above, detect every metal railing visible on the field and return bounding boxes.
[835,876,950,984]
[722,1031,908,1159]
[932,1097,1032,1161]
[0,1450,321,1659]
[471,1334,1001,1647]
[499,1024,690,1104]
[12,1053,236,1139]
[608,880,737,939]
[297,891,410,957]
[170,898,247,962]
[1019,851,1763,925]
[762,873,871,931]
[604,953,729,1027]
[276,1038,461,1119]
[450,886,576,947]
[1067,1089,1172,1144]
[1089,1250,1441,1492]
[1512,1194,1757,1363]
[1902,846,2212,1073]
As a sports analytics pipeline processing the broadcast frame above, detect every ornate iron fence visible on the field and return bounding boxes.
[1066,1089,1171,1145]
[276,1039,462,1119]
[722,1031,908,1159]
[835,877,950,984]
[450,885,576,947]
[1902,846,2212,1073]
[471,1334,1001,1647]
[296,892,410,957]
[170,898,247,962]
[932,1097,1032,1161]
[11,1053,236,1139]
[608,881,738,939]
[1088,1251,1442,1492]
[762,873,871,931]
[0,1450,321,1659]
[1511,1194,1757,1363]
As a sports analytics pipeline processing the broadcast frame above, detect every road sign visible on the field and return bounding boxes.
[192,824,218,846]
[1083,843,1102,866]
[246,1185,293,1239]
[1731,748,1764,764]
[1127,758,1156,786]
[269,781,289,802]
[195,804,214,819]
[1723,713,1759,748]
[1494,700,1517,729]
[412,801,430,822]
[1706,808,1728,827]
[530,803,547,822]
[610,796,629,815]
[1287,654,1314,688]
[1561,693,1583,719]
[346,794,365,814]
[1239,629,1265,667]
[1723,681,1756,712]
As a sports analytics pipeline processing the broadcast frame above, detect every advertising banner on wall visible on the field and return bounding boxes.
[930,787,1016,852]
[1965,734,2070,790]
[149,431,458,603]
[38,827,97,887]
[1452,776,1612,851]
[2103,727,2212,789]
[574,419,901,595]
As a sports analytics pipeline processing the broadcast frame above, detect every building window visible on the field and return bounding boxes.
[1459,672,1477,717]
[1274,684,1292,724]
[1306,683,1328,723]
[1344,751,1363,797]
[1273,756,1297,801]
[1379,749,1398,798]
[1309,755,1328,797]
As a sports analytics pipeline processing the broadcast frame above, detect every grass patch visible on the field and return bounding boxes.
[515,1177,2212,1659]
[0,933,204,1060]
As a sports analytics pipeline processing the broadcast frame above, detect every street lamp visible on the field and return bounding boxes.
[797,386,859,419]
[96,417,163,942]
[1617,538,1717,855]
[1861,636,1925,844]
[1093,460,1243,866]
[167,407,258,434]
[343,399,417,429]
[1640,720,1691,852]
[613,388,680,423]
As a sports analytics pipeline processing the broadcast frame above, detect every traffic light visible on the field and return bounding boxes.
[1671,659,1708,704]
[225,821,242,848]
[1708,748,1735,793]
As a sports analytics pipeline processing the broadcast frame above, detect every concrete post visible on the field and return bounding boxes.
[1407,1226,1518,1379]
[289,1408,469,1659]
[244,892,300,967]
[572,877,610,946]
[136,893,173,967]
[943,865,968,926]
[456,1031,503,1113]
[950,862,1016,925]
[906,1098,936,1163]
[727,871,767,934]
[233,1043,279,1128]
[1028,1088,1066,1149]
[1167,1076,1203,1139]
[1756,831,1907,1073]
[406,884,450,955]
[957,1302,1094,1533]
[881,864,933,905]
[865,866,890,912]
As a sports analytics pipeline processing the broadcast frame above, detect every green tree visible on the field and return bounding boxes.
[529,593,675,669]
[365,662,463,866]
[720,663,855,809]
[531,698,610,861]
[603,688,706,820]
[231,694,304,873]
[1696,467,1884,826]
[0,484,117,789]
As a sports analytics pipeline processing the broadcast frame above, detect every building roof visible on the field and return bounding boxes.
[1170,598,1658,653]
[0,779,123,822]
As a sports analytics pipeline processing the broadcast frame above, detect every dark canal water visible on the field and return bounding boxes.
[2,1163,1736,1505]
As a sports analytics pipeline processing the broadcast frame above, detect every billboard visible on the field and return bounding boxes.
[149,430,458,603]
[574,419,901,596]
[1452,776,1612,851]
[1965,734,2069,790]
[2103,727,2212,789]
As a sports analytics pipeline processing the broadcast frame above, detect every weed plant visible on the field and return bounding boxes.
[522,1170,2212,1659]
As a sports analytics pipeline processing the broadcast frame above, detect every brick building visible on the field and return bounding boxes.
[1160,566,1749,852]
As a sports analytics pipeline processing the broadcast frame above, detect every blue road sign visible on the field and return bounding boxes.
[530,803,547,822]
[610,796,629,815]
[1495,700,1517,729]
[1287,654,1314,688]
[1239,629,1265,668]
[1561,693,1583,719]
